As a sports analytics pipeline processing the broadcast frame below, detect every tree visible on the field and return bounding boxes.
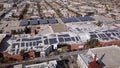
[11,30,17,35]
[86,39,101,49]
[24,26,31,34]
[96,21,102,27]
[20,50,29,60]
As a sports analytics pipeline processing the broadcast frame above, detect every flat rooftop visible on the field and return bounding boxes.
[89,46,120,68]
[50,23,68,33]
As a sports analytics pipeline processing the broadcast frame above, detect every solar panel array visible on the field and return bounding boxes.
[61,16,95,23]
[61,17,79,23]
[77,16,95,21]
[90,29,120,41]
[20,16,95,26]
[12,34,80,49]
[19,20,28,26]
[20,18,58,26]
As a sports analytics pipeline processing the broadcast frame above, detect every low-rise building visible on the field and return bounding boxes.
[77,45,120,68]
[25,60,57,68]
[3,32,82,56]
[89,28,120,46]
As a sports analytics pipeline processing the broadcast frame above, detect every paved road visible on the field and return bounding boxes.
[0,50,87,67]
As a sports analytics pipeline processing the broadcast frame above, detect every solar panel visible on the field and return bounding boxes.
[64,38,71,42]
[76,28,81,32]
[58,38,64,42]
[90,34,98,38]
[39,19,48,24]
[16,39,20,41]
[112,33,116,36]
[116,33,119,36]
[102,34,107,38]
[22,38,29,41]
[61,18,70,23]
[29,20,38,25]
[21,43,25,47]
[36,37,41,40]
[71,37,75,41]
[48,18,58,24]
[37,41,42,45]
[105,33,111,37]
[77,17,85,21]
[26,43,28,47]
[19,20,28,26]
[102,38,109,40]
[16,49,19,54]
[99,34,104,38]
[44,39,49,45]
[29,42,32,46]
[12,43,19,48]
[108,30,117,32]
[68,17,79,22]
[75,37,79,41]
[58,34,70,37]
[77,16,95,21]
[49,38,57,44]
[33,42,36,46]
[32,37,41,40]
[43,36,47,38]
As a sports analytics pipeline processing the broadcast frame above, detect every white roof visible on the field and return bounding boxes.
[89,46,120,68]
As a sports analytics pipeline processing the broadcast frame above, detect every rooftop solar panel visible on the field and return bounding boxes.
[58,38,64,42]
[44,39,49,45]
[102,38,109,40]
[90,34,98,38]
[64,38,71,42]
[48,18,58,24]
[21,43,25,47]
[61,18,70,23]
[100,34,104,38]
[26,43,29,47]
[12,43,19,48]
[29,20,38,25]
[68,17,79,22]
[105,33,111,37]
[39,19,48,24]
[77,16,95,21]
[16,39,20,41]
[49,38,57,44]
[43,36,47,38]
[102,34,107,38]
[22,38,29,41]
[116,33,119,36]
[58,34,70,37]
[37,41,42,45]
[112,33,116,36]
[76,28,81,32]
[30,37,41,41]
[33,42,36,46]
[19,20,28,26]
[22,37,41,41]
[108,30,117,32]
[75,37,79,41]
[16,49,19,54]
[29,42,32,46]
[71,37,75,41]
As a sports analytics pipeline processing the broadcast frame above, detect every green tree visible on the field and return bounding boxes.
[24,26,31,34]
[11,30,17,35]
[86,39,101,49]
[20,50,29,60]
